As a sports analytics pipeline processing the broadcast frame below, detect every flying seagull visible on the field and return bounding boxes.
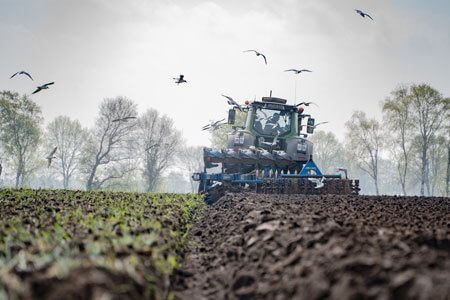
[202,119,226,131]
[32,82,54,94]
[112,116,137,123]
[222,95,243,112]
[261,132,279,148]
[243,50,267,65]
[355,9,373,20]
[46,147,57,168]
[256,108,270,121]
[285,69,312,74]
[308,177,325,189]
[300,121,329,129]
[173,75,187,84]
[10,71,33,80]
[295,101,318,107]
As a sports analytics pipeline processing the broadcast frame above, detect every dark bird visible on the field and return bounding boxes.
[32,82,54,94]
[0,163,2,177]
[243,50,267,65]
[355,9,373,20]
[221,95,243,112]
[46,147,57,168]
[112,116,137,123]
[285,69,312,74]
[202,119,226,131]
[173,75,187,84]
[295,101,318,107]
[10,70,33,80]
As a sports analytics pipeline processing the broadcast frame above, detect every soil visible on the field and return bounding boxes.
[171,193,450,300]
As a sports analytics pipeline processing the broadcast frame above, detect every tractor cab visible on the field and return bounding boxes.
[226,96,314,160]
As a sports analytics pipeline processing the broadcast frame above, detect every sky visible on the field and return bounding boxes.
[1,0,449,147]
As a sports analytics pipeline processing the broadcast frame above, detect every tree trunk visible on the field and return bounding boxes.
[63,175,69,189]
[86,163,99,190]
[15,159,23,188]
[374,174,379,196]
[446,146,449,197]
[420,146,427,196]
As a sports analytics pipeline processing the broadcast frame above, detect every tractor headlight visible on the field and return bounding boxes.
[297,143,307,153]
[234,136,245,145]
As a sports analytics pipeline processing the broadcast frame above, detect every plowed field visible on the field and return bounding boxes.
[172,193,450,300]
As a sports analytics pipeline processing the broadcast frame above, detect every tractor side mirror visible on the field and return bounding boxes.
[298,116,303,135]
[307,118,315,126]
[307,126,314,134]
[228,109,236,124]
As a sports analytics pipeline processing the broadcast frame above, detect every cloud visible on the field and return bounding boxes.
[0,0,448,147]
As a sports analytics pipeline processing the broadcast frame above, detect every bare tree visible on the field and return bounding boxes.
[382,86,414,195]
[0,91,42,187]
[409,84,449,196]
[138,109,182,192]
[428,135,447,196]
[46,116,88,188]
[445,140,450,197]
[179,145,204,192]
[345,111,383,195]
[309,130,345,174]
[83,97,138,190]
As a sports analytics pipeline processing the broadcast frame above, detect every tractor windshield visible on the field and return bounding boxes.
[253,108,291,136]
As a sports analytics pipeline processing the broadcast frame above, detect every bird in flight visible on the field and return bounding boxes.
[309,177,325,189]
[243,50,267,65]
[46,147,57,168]
[222,95,243,112]
[261,132,279,148]
[202,119,226,131]
[173,75,187,84]
[112,116,137,123]
[295,101,318,107]
[256,108,271,121]
[285,69,312,74]
[355,9,373,20]
[10,70,33,80]
[300,121,329,129]
[32,82,54,94]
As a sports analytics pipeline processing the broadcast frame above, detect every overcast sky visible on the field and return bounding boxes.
[1,0,449,146]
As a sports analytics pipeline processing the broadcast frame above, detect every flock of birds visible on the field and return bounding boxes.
[1,8,374,177]
[176,8,374,132]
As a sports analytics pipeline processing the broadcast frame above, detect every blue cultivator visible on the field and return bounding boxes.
[193,148,359,203]
[194,95,359,202]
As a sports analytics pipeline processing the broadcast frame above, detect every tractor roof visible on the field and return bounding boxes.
[251,98,297,111]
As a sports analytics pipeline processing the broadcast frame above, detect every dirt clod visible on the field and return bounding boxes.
[172,193,450,300]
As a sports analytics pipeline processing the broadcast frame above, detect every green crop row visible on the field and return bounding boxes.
[0,188,205,300]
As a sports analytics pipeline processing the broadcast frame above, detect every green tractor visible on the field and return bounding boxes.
[193,95,359,201]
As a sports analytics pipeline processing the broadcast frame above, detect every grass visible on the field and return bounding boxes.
[0,188,205,299]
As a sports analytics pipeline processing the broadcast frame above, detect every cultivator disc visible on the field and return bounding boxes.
[197,147,360,204]
[256,178,360,195]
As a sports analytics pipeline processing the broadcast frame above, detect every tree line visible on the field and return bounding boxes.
[210,83,449,197]
[315,84,448,196]
[1,83,448,196]
[0,92,204,192]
